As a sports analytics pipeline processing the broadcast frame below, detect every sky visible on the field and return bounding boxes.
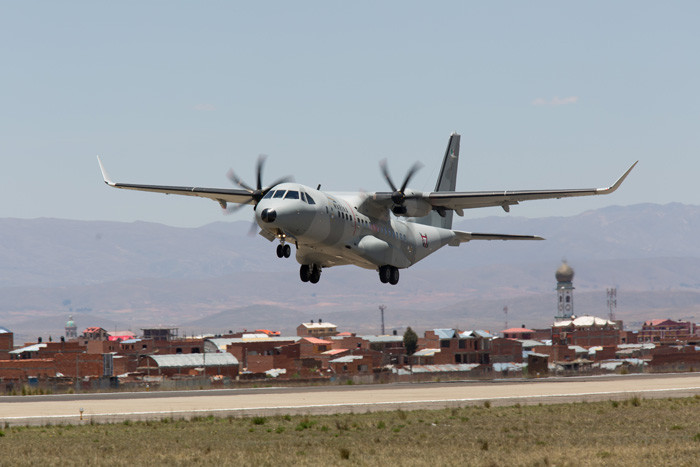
[1,2,699,227]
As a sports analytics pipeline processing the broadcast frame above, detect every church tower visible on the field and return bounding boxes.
[65,315,77,340]
[555,261,575,321]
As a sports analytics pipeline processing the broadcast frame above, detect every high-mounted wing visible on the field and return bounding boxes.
[367,161,637,215]
[97,156,259,208]
[429,161,638,214]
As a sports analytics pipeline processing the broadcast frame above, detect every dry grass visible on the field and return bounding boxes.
[1,396,700,466]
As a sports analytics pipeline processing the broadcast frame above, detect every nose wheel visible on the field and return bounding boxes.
[276,243,291,258]
[379,265,399,285]
[300,264,321,283]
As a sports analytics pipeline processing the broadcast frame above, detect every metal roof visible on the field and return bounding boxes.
[358,335,404,343]
[413,348,441,357]
[554,316,616,327]
[10,343,47,354]
[394,363,480,374]
[433,329,456,339]
[208,336,300,350]
[149,353,238,368]
[461,330,494,339]
[329,355,365,364]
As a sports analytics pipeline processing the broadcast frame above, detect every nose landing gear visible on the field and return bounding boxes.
[276,243,291,258]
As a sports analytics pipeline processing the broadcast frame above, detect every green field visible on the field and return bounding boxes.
[2,397,699,466]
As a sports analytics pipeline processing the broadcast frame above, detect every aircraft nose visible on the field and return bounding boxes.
[260,208,277,223]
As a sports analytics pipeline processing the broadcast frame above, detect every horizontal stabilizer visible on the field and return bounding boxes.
[452,230,544,245]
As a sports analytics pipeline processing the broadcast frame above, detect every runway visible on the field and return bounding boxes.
[2,373,699,426]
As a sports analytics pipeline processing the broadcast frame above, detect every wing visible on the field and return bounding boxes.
[429,161,638,213]
[365,161,637,215]
[97,156,254,208]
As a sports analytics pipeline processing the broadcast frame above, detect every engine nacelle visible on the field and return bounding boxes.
[396,194,432,217]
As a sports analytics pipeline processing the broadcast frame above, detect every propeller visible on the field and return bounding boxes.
[380,159,423,215]
[223,155,293,235]
[224,154,293,213]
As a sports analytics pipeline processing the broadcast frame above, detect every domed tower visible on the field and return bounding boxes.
[555,261,575,321]
[65,315,77,340]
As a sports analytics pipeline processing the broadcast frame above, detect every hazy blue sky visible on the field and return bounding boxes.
[1,2,698,227]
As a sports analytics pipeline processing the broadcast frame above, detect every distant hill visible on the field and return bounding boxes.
[2,203,700,340]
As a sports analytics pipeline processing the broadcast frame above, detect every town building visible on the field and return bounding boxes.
[296,320,338,338]
[638,319,696,344]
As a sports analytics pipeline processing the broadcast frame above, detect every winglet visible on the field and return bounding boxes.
[96,155,115,186]
[597,161,638,195]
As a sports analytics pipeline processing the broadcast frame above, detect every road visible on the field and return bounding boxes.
[2,373,699,426]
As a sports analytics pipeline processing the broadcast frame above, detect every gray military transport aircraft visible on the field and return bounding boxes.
[97,133,636,285]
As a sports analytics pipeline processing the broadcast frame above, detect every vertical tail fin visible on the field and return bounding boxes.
[411,133,460,229]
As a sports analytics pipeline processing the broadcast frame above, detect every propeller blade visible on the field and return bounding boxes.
[379,159,398,192]
[400,161,423,193]
[264,175,294,191]
[223,202,250,215]
[247,218,259,236]
[226,168,254,193]
[255,154,267,191]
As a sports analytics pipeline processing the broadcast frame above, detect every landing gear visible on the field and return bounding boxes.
[389,267,399,285]
[379,265,399,285]
[300,264,321,284]
[276,243,291,258]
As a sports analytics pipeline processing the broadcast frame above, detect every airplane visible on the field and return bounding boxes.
[97,133,637,285]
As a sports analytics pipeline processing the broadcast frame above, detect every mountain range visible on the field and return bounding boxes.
[2,203,700,342]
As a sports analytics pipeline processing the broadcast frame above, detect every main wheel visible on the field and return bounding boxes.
[379,266,390,284]
[309,265,321,284]
[276,244,284,258]
[283,244,291,258]
[299,264,310,282]
[389,266,400,285]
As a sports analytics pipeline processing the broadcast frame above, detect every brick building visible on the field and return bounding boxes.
[296,320,338,338]
[138,353,239,378]
[0,328,13,360]
[418,329,491,365]
[639,319,695,344]
[553,316,620,348]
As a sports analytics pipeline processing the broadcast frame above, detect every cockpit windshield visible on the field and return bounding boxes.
[272,190,286,199]
[285,190,300,200]
[262,190,275,199]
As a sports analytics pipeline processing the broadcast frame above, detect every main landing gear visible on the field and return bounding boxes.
[378,265,400,285]
[300,264,321,284]
[276,243,291,258]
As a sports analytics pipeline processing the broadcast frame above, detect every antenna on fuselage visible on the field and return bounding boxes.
[317,184,321,190]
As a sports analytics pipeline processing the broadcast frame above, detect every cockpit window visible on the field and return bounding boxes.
[300,192,307,203]
[306,194,316,205]
[272,190,286,199]
[285,190,299,200]
[262,190,275,199]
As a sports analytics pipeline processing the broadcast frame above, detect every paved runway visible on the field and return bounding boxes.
[2,373,699,426]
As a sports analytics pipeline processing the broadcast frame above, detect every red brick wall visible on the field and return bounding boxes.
[0,359,57,380]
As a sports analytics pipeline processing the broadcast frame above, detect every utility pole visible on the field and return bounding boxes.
[503,306,509,330]
[607,288,617,322]
[378,305,386,335]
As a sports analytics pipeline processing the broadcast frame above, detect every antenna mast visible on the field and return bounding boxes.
[606,288,617,322]
[378,305,386,335]
[503,306,508,330]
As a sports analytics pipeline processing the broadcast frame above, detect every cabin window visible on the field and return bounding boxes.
[273,190,286,199]
[285,190,299,199]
